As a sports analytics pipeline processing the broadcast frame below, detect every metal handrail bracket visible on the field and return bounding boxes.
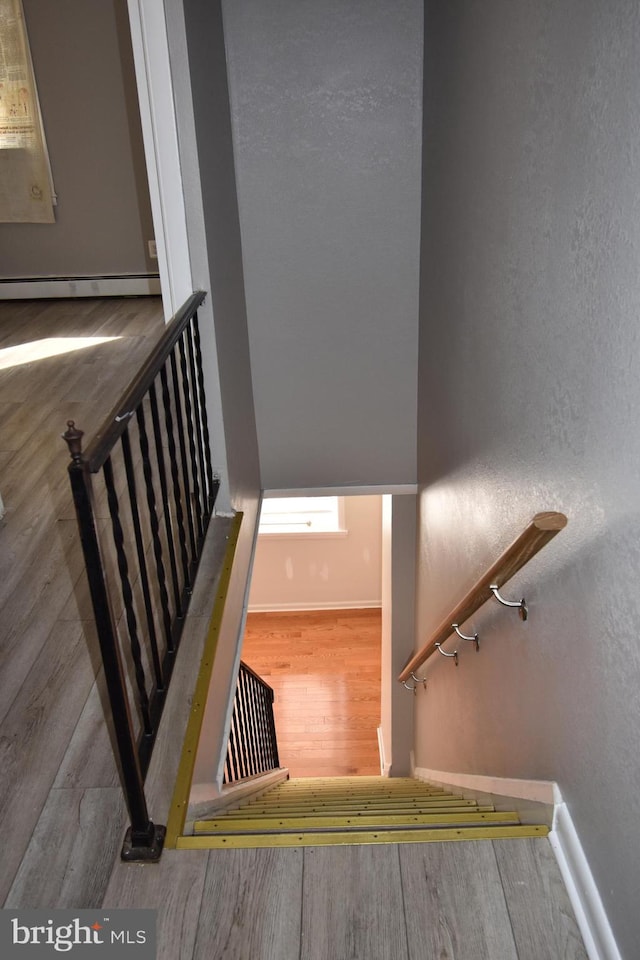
[398,511,567,683]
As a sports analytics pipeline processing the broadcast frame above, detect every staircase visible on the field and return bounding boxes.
[184,776,548,849]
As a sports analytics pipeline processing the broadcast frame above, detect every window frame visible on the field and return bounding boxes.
[258,495,347,540]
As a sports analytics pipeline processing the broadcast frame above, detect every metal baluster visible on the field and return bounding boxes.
[184,325,208,527]
[169,349,197,570]
[258,684,271,772]
[227,695,241,784]
[243,670,257,773]
[120,429,164,692]
[241,669,255,778]
[136,403,174,653]
[245,669,260,776]
[160,362,190,591]
[177,334,204,544]
[252,680,265,773]
[266,683,279,768]
[247,673,262,773]
[103,453,153,737]
[232,670,246,781]
[191,311,216,509]
[148,382,182,618]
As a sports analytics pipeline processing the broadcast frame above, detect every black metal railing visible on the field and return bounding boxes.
[63,291,219,861]
[223,662,280,784]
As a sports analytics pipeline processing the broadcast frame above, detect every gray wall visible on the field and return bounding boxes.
[0,0,155,279]
[415,2,640,957]
[221,0,422,490]
[168,0,260,509]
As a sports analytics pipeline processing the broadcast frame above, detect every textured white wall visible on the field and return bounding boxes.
[248,496,382,610]
[221,0,422,490]
[415,3,640,957]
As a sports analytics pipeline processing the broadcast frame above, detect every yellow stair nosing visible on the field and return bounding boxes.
[193,811,523,833]
[244,792,468,800]
[220,804,495,818]
[178,824,549,849]
[243,797,473,807]
[233,802,486,815]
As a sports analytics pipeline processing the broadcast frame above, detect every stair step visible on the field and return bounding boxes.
[183,776,545,850]
[270,783,455,797]
[194,811,522,833]
[221,802,495,817]
[179,824,549,850]
[244,794,480,809]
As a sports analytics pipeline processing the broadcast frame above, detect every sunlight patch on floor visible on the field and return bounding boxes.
[0,336,121,370]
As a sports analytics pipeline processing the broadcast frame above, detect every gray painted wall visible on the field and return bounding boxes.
[221,0,422,490]
[415,3,640,957]
[0,0,155,279]
[171,0,260,508]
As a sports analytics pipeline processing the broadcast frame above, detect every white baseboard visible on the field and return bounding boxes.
[549,803,621,960]
[412,765,620,960]
[247,600,382,613]
[413,765,559,805]
[188,768,289,822]
[0,274,161,299]
[377,725,391,777]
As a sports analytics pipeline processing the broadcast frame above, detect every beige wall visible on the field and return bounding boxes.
[0,0,155,280]
[248,496,382,611]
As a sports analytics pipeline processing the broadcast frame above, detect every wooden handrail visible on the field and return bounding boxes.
[398,511,568,683]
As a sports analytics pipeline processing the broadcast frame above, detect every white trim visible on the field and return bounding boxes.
[126,0,192,317]
[550,803,622,960]
[264,484,419,498]
[247,600,382,613]
[0,276,160,299]
[188,767,289,822]
[257,530,349,542]
[413,765,559,805]
[258,494,346,537]
[377,726,391,777]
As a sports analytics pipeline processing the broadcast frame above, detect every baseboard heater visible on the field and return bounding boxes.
[0,274,161,299]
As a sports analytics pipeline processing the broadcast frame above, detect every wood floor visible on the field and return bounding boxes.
[0,296,166,906]
[0,297,587,960]
[102,839,587,960]
[241,609,382,777]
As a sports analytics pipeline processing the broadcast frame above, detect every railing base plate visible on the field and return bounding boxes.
[121,823,166,862]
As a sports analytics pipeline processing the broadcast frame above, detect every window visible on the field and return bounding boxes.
[258,496,346,538]
[0,0,55,222]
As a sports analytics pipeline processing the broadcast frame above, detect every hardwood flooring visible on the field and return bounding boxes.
[241,609,382,777]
